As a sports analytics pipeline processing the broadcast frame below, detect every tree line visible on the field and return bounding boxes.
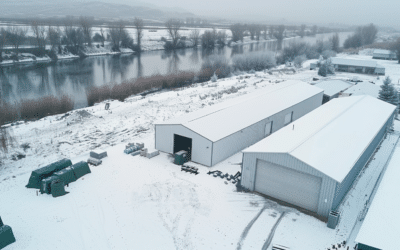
[0,16,145,62]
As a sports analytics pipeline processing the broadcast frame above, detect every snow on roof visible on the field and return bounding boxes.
[243,95,396,183]
[156,80,323,142]
[343,82,380,98]
[355,147,400,249]
[373,49,393,55]
[330,57,385,69]
[314,80,352,97]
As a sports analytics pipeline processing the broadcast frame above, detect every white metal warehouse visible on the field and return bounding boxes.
[155,80,323,167]
[355,147,400,250]
[241,95,396,219]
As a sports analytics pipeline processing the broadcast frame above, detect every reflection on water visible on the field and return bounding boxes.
[0,32,352,108]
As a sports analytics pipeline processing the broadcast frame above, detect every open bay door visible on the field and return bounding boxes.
[173,134,192,161]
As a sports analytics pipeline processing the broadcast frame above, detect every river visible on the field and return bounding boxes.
[0,32,352,108]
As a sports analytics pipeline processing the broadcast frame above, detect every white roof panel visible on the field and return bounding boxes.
[244,96,395,182]
[343,82,380,98]
[373,49,392,55]
[355,147,400,249]
[156,80,323,142]
[314,80,352,97]
[330,57,384,69]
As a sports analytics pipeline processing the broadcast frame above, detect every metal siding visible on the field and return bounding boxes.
[155,124,213,166]
[331,112,395,210]
[211,92,323,166]
[242,152,337,218]
[255,159,322,212]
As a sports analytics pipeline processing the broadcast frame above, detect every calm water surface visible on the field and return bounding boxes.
[0,32,352,108]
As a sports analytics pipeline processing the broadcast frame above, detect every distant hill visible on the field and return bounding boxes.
[0,0,195,20]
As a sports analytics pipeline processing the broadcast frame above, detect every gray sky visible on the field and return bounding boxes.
[102,0,399,27]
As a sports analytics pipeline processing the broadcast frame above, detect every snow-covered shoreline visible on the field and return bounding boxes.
[1,53,400,250]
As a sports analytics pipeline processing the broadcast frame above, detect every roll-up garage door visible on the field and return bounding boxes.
[255,160,322,213]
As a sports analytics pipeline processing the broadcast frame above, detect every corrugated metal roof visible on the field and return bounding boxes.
[373,49,393,55]
[355,147,400,249]
[343,82,380,98]
[330,57,384,69]
[156,80,323,142]
[314,80,352,97]
[243,95,396,183]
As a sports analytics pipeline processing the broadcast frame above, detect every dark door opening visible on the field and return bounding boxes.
[173,134,192,161]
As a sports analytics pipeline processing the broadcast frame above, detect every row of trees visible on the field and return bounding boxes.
[343,23,378,49]
[0,16,146,61]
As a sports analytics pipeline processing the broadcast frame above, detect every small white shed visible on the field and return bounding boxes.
[155,80,323,167]
[314,80,353,103]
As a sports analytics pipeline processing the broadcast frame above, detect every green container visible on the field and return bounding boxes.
[53,167,77,185]
[174,150,188,165]
[0,225,16,249]
[71,161,91,179]
[26,159,72,189]
[51,180,67,198]
[40,176,60,194]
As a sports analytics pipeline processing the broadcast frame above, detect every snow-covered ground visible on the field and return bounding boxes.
[1,53,400,250]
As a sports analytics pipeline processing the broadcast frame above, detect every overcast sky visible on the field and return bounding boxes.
[102,0,399,27]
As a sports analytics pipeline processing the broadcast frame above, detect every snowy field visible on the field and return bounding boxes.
[1,53,400,249]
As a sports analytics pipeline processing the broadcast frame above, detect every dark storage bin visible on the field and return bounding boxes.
[71,161,91,179]
[40,176,60,194]
[51,180,67,198]
[53,167,77,185]
[174,150,188,165]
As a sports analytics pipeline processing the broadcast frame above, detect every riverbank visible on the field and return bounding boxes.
[0,45,135,67]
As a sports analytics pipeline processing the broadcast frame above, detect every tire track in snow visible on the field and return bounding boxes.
[261,212,286,250]
[236,203,268,250]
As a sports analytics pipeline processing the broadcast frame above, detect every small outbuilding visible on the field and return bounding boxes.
[355,147,400,250]
[342,81,380,98]
[310,58,385,75]
[155,80,324,167]
[372,49,397,60]
[314,80,352,103]
[241,95,396,219]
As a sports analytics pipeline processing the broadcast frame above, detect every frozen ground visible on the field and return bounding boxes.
[1,53,400,250]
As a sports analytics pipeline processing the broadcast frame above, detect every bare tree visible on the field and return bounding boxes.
[273,25,285,50]
[201,29,217,48]
[47,25,61,52]
[255,25,261,40]
[394,38,400,63]
[31,19,47,52]
[216,30,227,45]
[230,23,244,42]
[63,16,75,46]
[0,28,7,62]
[312,25,318,35]
[99,27,106,47]
[165,19,182,48]
[360,23,378,45]
[133,17,144,51]
[108,20,127,50]
[299,24,306,38]
[0,128,14,154]
[189,29,200,47]
[329,33,340,52]
[79,16,93,46]
[6,26,28,56]
[262,25,268,40]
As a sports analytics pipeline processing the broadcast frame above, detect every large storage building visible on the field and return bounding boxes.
[355,147,400,250]
[155,81,323,167]
[310,58,385,75]
[241,95,396,219]
[373,49,397,60]
[314,80,352,103]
